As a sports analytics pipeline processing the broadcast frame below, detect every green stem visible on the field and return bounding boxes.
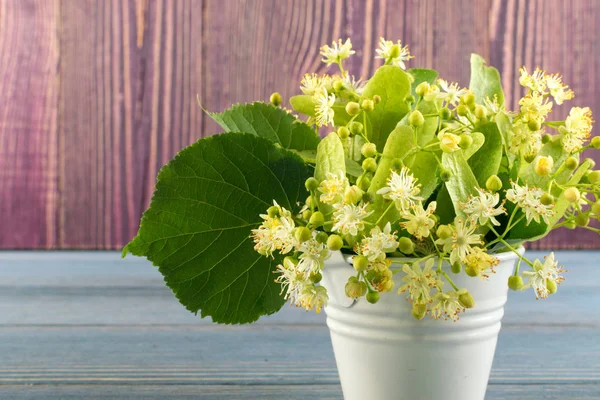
[375,202,395,227]
[441,271,459,291]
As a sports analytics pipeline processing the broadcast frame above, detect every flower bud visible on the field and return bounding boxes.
[373,95,382,104]
[588,170,600,184]
[592,136,600,149]
[527,119,541,131]
[315,231,328,244]
[362,192,376,204]
[465,265,478,277]
[345,279,367,298]
[540,193,555,206]
[332,78,344,92]
[458,290,475,308]
[564,187,580,203]
[474,105,487,120]
[533,156,554,176]
[305,195,314,208]
[405,94,416,105]
[344,185,364,204]
[310,271,322,283]
[411,303,427,320]
[353,255,369,272]
[592,201,600,216]
[451,262,462,274]
[302,209,312,220]
[269,92,282,106]
[575,213,590,227]
[327,234,344,251]
[546,278,558,295]
[456,104,469,117]
[462,91,476,106]
[439,132,461,153]
[565,156,579,170]
[349,121,364,135]
[310,211,325,227]
[524,152,537,163]
[398,237,415,254]
[357,175,371,191]
[542,134,552,144]
[366,291,380,304]
[508,275,524,291]
[459,134,473,150]
[439,166,452,182]
[362,157,378,173]
[361,99,375,112]
[389,44,401,58]
[267,205,280,217]
[361,143,377,158]
[305,177,319,191]
[440,107,452,120]
[346,102,361,116]
[415,82,429,97]
[409,110,425,127]
[294,226,312,243]
[337,126,350,139]
[565,220,576,229]
[486,175,503,192]
[436,225,453,240]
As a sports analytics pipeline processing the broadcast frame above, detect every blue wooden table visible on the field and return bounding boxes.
[0,251,598,399]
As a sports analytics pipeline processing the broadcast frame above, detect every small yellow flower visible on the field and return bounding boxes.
[438,130,461,153]
[519,66,547,93]
[314,88,336,127]
[463,247,499,279]
[320,38,355,66]
[375,37,413,70]
[519,92,553,124]
[545,73,574,105]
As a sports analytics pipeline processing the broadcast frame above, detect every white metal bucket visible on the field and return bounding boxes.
[321,249,521,400]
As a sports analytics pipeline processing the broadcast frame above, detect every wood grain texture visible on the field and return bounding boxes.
[0,251,598,399]
[0,0,599,249]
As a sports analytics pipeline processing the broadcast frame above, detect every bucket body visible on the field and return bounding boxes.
[321,250,520,400]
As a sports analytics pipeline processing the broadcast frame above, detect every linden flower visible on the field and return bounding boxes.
[275,258,310,302]
[519,92,553,124]
[357,222,399,262]
[251,201,296,257]
[401,201,437,240]
[519,66,547,94]
[508,120,542,157]
[423,84,441,102]
[296,238,331,279]
[438,130,461,152]
[342,74,366,95]
[375,37,413,70]
[430,290,465,321]
[399,258,442,304]
[332,203,373,236]
[463,247,499,279]
[505,181,554,225]
[318,172,348,204]
[320,38,355,66]
[522,252,565,299]
[436,79,467,106]
[561,107,594,153]
[435,217,482,265]
[483,95,516,118]
[377,167,423,212]
[463,188,506,226]
[314,88,336,127]
[299,285,329,313]
[300,73,332,95]
[546,73,574,105]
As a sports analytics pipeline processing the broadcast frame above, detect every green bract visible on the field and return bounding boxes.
[127,37,597,323]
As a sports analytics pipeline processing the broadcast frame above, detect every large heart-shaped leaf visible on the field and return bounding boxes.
[442,151,480,218]
[468,123,503,186]
[362,66,412,151]
[209,102,320,151]
[469,54,504,105]
[123,133,311,324]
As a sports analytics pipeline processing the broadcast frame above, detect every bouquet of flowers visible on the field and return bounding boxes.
[125,38,599,324]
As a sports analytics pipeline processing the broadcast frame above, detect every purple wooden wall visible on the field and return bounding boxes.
[0,0,598,249]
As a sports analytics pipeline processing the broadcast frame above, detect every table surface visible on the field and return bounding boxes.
[0,251,598,399]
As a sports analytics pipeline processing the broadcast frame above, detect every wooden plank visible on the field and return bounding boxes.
[0,1,60,248]
[58,0,204,249]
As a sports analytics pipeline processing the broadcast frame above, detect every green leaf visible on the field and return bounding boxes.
[314,133,346,217]
[209,102,320,151]
[291,148,363,179]
[362,66,412,151]
[442,151,480,218]
[463,131,485,160]
[408,68,438,97]
[469,54,504,105]
[468,123,503,186]
[123,133,311,324]
[397,100,439,146]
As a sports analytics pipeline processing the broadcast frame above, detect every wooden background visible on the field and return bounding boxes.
[0,0,599,249]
